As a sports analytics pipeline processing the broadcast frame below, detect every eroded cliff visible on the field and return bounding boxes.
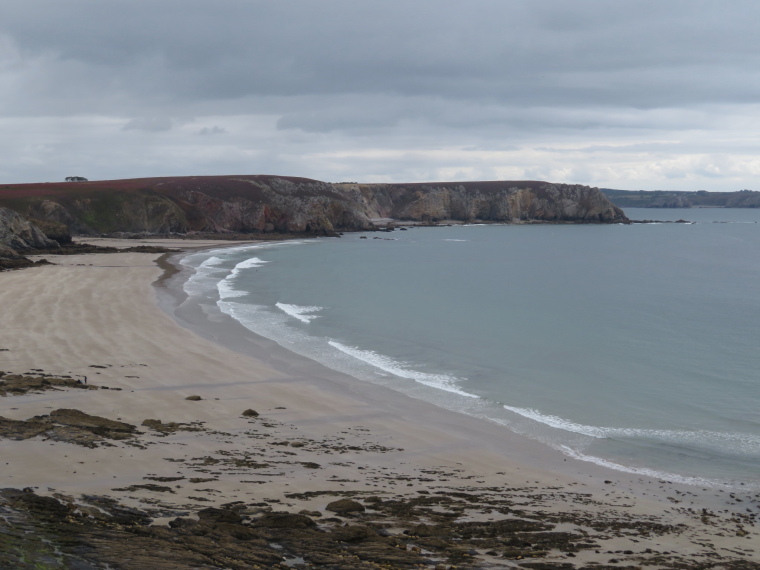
[0,207,60,269]
[349,181,625,223]
[0,176,627,237]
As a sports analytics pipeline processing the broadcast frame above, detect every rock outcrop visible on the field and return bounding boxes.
[350,180,626,223]
[0,207,58,252]
[0,176,628,237]
[0,207,60,269]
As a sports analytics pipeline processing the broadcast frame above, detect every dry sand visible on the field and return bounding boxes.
[0,237,758,568]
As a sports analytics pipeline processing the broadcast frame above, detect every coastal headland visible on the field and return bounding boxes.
[0,237,759,569]
[0,176,628,240]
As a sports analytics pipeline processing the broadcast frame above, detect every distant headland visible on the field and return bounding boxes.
[602,188,760,208]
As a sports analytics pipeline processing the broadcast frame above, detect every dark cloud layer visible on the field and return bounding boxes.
[2,1,759,189]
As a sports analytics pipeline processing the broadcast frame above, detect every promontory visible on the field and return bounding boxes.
[0,175,627,241]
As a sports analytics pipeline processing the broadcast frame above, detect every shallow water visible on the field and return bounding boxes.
[180,208,760,488]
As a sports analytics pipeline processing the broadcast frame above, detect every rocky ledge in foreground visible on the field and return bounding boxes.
[1,397,758,569]
[5,486,757,570]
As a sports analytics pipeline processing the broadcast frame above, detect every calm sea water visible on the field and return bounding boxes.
[180,208,760,488]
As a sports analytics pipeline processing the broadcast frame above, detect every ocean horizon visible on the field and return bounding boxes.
[178,207,760,490]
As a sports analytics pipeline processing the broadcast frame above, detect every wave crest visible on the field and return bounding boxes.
[329,341,478,399]
[276,303,322,323]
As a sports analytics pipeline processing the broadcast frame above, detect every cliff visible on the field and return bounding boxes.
[0,176,627,237]
[0,207,60,269]
[602,188,760,208]
[0,208,58,253]
[348,181,625,223]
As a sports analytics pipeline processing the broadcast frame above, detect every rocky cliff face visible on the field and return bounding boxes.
[169,177,376,234]
[0,208,58,254]
[0,207,60,268]
[350,181,626,223]
[0,176,627,236]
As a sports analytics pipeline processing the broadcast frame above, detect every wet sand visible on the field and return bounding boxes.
[0,238,758,568]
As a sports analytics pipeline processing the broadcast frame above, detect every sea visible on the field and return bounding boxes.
[178,207,760,489]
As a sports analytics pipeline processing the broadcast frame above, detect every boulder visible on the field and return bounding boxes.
[197,507,243,524]
[251,511,317,529]
[325,499,365,514]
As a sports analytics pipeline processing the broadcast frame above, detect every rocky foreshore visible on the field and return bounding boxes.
[1,370,759,569]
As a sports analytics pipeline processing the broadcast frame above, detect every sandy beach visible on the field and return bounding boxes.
[1,238,758,569]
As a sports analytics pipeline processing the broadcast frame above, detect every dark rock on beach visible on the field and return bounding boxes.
[0,408,137,447]
[141,418,204,435]
[0,372,98,396]
[326,498,366,514]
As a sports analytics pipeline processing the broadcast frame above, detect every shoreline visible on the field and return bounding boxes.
[1,238,758,568]
[169,234,759,492]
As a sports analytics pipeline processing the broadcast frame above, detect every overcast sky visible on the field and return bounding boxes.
[2,1,759,190]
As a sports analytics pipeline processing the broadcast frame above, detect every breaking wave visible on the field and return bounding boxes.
[503,405,760,455]
[216,257,269,300]
[276,303,323,323]
[328,341,478,399]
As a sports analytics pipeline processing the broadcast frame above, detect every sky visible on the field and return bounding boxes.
[2,1,759,191]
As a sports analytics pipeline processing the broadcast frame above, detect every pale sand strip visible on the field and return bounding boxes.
[1,239,758,565]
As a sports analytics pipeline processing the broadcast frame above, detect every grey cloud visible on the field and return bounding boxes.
[4,1,760,111]
[2,1,760,190]
[123,117,174,132]
[196,126,226,136]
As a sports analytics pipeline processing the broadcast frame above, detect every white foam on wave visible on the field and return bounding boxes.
[329,340,478,399]
[503,405,608,438]
[503,405,760,453]
[443,239,468,242]
[216,256,270,300]
[233,257,269,270]
[182,246,269,298]
[199,255,224,268]
[184,240,317,300]
[217,281,249,299]
[276,302,322,323]
[183,256,231,297]
[557,445,721,487]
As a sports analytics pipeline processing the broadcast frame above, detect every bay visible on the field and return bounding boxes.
[180,208,760,488]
